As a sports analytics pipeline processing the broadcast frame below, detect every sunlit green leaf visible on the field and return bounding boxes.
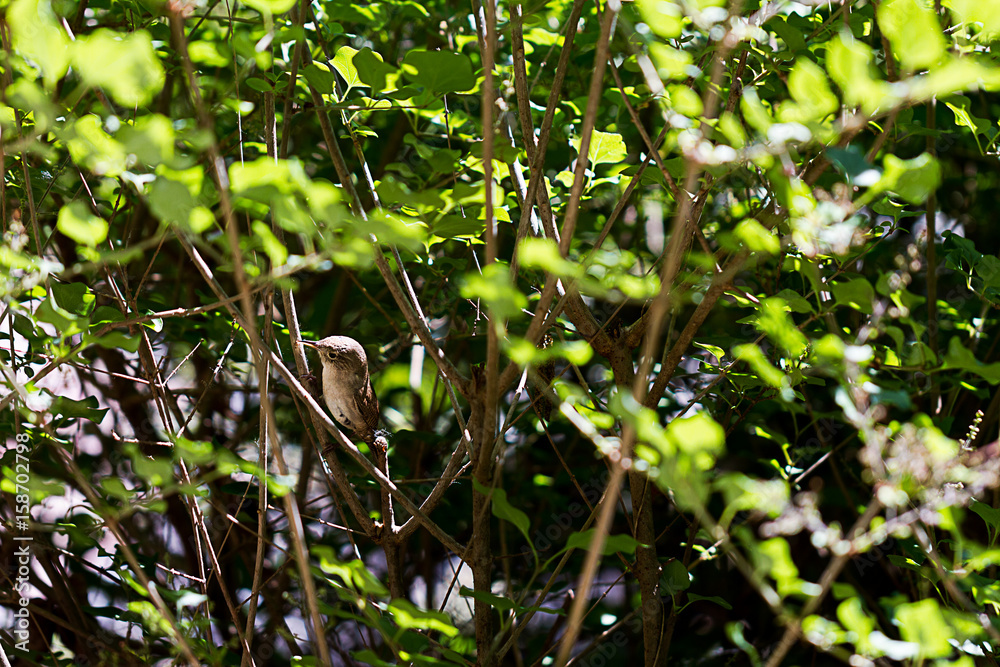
[64,115,128,177]
[871,153,942,204]
[119,114,175,166]
[387,600,459,636]
[574,130,627,168]
[354,47,396,93]
[948,0,1000,41]
[460,264,526,320]
[894,599,952,658]
[877,0,946,72]
[242,0,296,15]
[332,46,363,90]
[735,219,779,255]
[8,0,70,86]
[831,277,875,314]
[778,58,838,124]
[733,343,785,388]
[755,298,808,357]
[635,0,682,38]
[57,202,108,246]
[72,30,165,106]
[827,33,893,114]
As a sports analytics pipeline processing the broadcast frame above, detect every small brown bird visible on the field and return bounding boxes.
[301,336,381,446]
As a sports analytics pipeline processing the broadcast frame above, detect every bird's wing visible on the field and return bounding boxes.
[355,387,381,435]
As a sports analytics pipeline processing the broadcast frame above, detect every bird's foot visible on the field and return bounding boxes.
[300,373,321,399]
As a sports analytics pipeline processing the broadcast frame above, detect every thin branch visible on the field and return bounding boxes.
[556,1,618,257]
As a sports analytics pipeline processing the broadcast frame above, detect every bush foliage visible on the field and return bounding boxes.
[4,0,1000,665]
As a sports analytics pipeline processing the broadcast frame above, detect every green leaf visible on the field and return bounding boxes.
[64,115,127,177]
[827,33,892,114]
[518,237,582,279]
[574,130,627,168]
[972,498,1000,534]
[474,479,530,541]
[836,598,876,654]
[943,336,1000,383]
[8,0,70,87]
[119,114,175,166]
[128,444,173,486]
[301,63,335,95]
[909,57,1000,100]
[945,97,987,142]
[693,342,725,363]
[387,600,459,637]
[740,87,773,133]
[57,202,108,246]
[148,176,196,229]
[52,395,107,422]
[773,288,814,314]
[353,47,396,94]
[660,559,691,596]
[894,599,952,658]
[831,277,875,314]
[401,50,475,94]
[89,330,141,353]
[251,222,288,266]
[877,0,946,72]
[173,438,216,466]
[101,477,134,502]
[733,343,785,388]
[8,80,57,131]
[314,546,389,597]
[431,214,484,239]
[245,77,272,93]
[648,44,692,81]
[685,593,732,610]
[230,158,310,197]
[38,298,81,333]
[755,298,808,357]
[734,219,779,255]
[948,0,1000,41]
[350,651,395,667]
[635,0,682,38]
[332,46,362,90]
[826,146,881,187]
[778,58,838,124]
[188,40,229,67]
[91,306,125,326]
[241,0,296,15]
[50,282,96,318]
[71,30,165,106]
[759,538,806,598]
[362,209,426,250]
[459,586,516,611]
[460,264,526,320]
[565,530,640,556]
[769,16,806,53]
[872,153,942,204]
[667,413,725,463]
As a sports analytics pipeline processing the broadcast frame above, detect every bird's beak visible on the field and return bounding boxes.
[300,340,318,349]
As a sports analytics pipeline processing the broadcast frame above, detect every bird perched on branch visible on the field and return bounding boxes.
[301,336,382,448]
